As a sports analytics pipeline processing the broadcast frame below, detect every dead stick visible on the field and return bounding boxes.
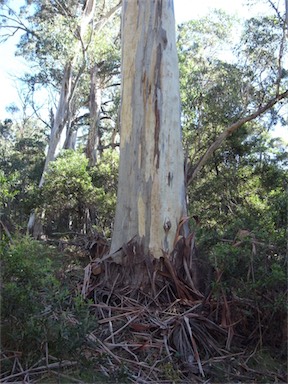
[1,360,77,381]
[0,219,13,243]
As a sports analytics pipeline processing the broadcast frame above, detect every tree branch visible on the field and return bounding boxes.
[94,1,121,33]
[187,89,288,184]
[0,8,39,40]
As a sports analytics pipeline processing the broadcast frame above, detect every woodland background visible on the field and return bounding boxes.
[0,0,287,382]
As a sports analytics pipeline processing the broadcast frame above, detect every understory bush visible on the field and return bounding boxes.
[0,235,95,362]
[39,149,117,236]
[195,231,287,354]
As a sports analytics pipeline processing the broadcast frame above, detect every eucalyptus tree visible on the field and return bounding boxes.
[110,0,188,270]
[175,7,288,259]
[85,27,121,165]
[106,1,288,288]
[176,8,288,186]
[0,1,120,235]
[21,0,120,235]
[44,0,120,170]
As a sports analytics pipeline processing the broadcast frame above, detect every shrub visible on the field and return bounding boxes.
[0,236,95,362]
[39,149,118,235]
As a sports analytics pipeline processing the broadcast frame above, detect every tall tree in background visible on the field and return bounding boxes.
[0,0,121,235]
[86,63,102,166]
[26,0,97,235]
[26,0,120,236]
[110,0,187,264]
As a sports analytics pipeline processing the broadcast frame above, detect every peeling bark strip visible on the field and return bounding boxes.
[111,0,187,259]
[154,103,160,169]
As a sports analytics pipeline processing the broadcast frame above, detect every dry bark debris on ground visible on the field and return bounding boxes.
[78,235,287,383]
[80,290,287,383]
[1,233,287,383]
[2,294,285,383]
[85,292,228,382]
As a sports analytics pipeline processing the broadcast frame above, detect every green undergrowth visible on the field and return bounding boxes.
[0,235,107,381]
[1,234,287,383]
[0,234,132,382]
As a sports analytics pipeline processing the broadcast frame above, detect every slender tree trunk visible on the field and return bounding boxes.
[64,129,77,150]
[27,0,97,235]
[40,62,74,187]
[41,0,98,185]
[86,63,102,166]
[110,0,187,260]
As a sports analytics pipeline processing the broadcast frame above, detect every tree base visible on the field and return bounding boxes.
[81,235,287,381]
[83,235,203,304]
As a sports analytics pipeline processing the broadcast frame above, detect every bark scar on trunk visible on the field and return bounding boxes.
[153,43,162,169]
[168,171,173,186]
[154,98,160,168]
[163,218,171,232]
[160,27,167,48]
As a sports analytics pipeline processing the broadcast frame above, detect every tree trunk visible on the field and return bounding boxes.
[27,0,97,235]
[86,63,102,166]
[40,0,98,186]
[110,0,187,260]
[40,62,74,187]
[63,129,77,150]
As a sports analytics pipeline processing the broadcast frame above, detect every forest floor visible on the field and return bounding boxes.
[1,239,287,384]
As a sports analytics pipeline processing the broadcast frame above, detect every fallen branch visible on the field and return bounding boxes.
[0,360,77,382]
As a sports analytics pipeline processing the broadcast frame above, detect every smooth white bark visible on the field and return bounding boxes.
[111,0,187,259]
